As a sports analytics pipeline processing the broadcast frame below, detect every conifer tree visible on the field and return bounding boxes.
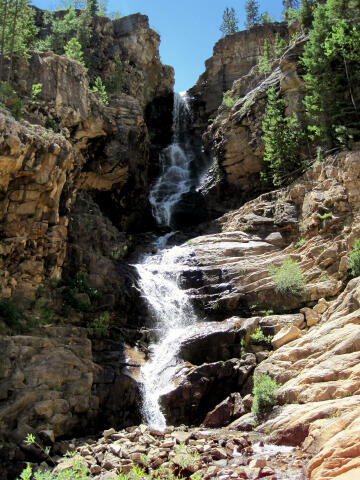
[301,0,360,146]
[220,7,238,36]
[64,37,86,67]
[245,0,260,29]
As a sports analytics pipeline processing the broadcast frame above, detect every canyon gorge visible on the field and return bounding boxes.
[1,6,360,480]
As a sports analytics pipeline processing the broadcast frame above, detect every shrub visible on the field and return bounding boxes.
[295,238,306,248]
[348,239,360,278]
[269,258,305,295]
[31,83,42,104]
[318,211,332,220]
[250,327,273,346]
[92,77,109,106]
[64,37,86,68]
[251,373,279,419]
[87,312,110,339]
[222,90,236,108]
[0,299,25,332]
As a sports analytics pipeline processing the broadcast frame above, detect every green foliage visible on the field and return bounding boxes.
[260,11,274,23]
[92,76,109,105]
[87,312,110,338]
[40,6,80,54]
[45,117,59,132]
[250,327,273,346]
[298,0,316,29]
[295,238,306,248]
[251,373,279,419]
[348,239,360,278]
[269,258,305,296]
[258,39,273,75]
[17,459,89,480]
[31,83,42,104]
[261,86,305,186]
[274,33,287,56]
[222,90,236,108]
[64,37,86,67]
[220,7,238,36]
[0,299,25,332]
[245,0,260,28]
[301,1,360,147]
[56,272,100,312]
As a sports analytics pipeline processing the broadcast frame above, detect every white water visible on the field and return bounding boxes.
[137,243,196,429]
[136,92,201,429]
[149,92,196,227]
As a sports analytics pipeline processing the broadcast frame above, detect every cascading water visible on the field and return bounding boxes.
[149,92,196,227]
[135,92,202,429]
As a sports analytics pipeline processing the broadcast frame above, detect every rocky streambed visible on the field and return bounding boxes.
[53,424,310,479]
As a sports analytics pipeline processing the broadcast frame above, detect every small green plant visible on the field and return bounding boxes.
[45,117,59,131]
[25,433,55,465]
[258,38,273,74]
[251,373,279,419]
[348,239,360,278]
[31,83,43,104]
[92,76,109,106]
[268,258,305,296]
[87,312,110,339]
[111,245,128,259]
[222,90,236,108]
[250,327,273,346]
[295,238,306,249]
[320,274,329,282]
[318,211,333,220]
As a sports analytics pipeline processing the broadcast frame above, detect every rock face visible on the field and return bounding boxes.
[200,36,307,213]
[189,23,288,125]
[0,326,94,441]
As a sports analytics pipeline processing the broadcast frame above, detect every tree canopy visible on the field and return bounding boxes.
[220,7,239,36]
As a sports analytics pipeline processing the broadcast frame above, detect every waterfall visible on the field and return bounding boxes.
[135,92,201,429]
[149,92,196,227]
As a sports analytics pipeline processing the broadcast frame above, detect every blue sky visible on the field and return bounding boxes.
[32,0,285,92]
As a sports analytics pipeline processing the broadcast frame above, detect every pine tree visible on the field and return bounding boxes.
[245,0,260,29]
[301,0,360,146]
[262,87,304,186]
[220,7,238,36]
[86,0,97,18]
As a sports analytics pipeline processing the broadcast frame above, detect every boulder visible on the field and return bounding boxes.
[271,325,302,350]
[202,393,245,428]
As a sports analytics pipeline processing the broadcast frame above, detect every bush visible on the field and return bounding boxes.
[0,299,25,332]
[17,459,89,480]
[64,37,86,68]
[251,373,279,419]
[222,90,236,108]
[348,239,360,278]
[87,312,110,339]
[250,327,273,346]
[92,76,109,106]
[269,258,305,295]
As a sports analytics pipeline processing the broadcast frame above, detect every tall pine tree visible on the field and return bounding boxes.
[245,0,260,29]
[220,7,238,36]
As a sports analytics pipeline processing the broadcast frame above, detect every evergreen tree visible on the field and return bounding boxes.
[220,7,238,36]
[298,0,316,29]
[245,0,260,29]
[262,86,304,186]
[301,0,360,146]
[92,76,108,105]
[282,0,299,20]
[86,0,97,18]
